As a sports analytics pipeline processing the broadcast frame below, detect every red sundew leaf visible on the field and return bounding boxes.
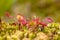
[16,14,27,25]
[26,20,31,28]
[16,14,25,21]
[46,17,53,23]
[20,19,27,26]
[27,18,40,27]
[5,12,13,18]
[27,20,35,27]
[33,18,39,22]
[5,12,10,17]
[39,22,47,26]
[32,18,40,25]
[26,23,30,28]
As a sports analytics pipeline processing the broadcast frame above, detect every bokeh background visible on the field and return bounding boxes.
[0,0,60,22]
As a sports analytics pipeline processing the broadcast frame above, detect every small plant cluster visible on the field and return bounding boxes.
[0,12,60,40]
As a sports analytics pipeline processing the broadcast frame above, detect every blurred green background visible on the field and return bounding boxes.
[0,0,60,22]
